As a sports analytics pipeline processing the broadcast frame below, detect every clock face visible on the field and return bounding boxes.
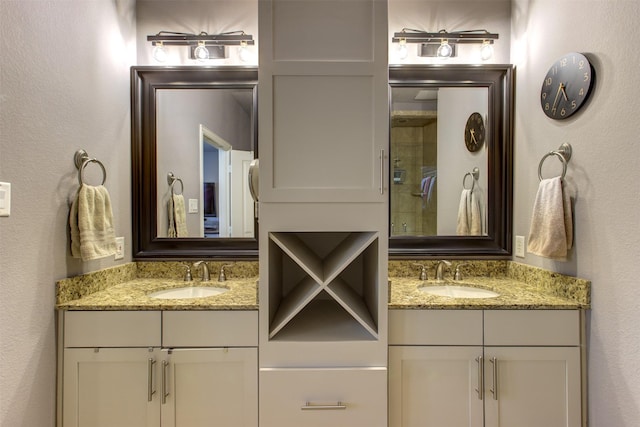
[464,112,485,152]
[540,52,594,119]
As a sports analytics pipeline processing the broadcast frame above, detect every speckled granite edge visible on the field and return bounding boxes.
[507,262,591,307]
[56,263,138,304]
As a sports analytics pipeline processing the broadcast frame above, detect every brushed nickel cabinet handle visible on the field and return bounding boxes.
[147,358,156,402]
[161,360,169,404]
[489,357,498,400]
[301,401,347,410]
[475,356,484,400]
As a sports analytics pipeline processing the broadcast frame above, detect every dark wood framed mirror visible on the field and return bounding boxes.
[388,64,513,258]
[131,66,259,259]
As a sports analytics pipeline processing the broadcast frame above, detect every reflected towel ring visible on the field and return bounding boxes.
[462,167,480,191]
[74,149,107,186]
[167,172,184,195]
[537,143,572,181]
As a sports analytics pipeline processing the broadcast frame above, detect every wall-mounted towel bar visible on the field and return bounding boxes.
[74,149,106,186]
[538,143,572,181]
[167,172,184,195]
[463,167,480,190]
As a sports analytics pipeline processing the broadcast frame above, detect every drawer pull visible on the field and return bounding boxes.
[489,357,498,400]
[301,401,347,410]
[474,356,484,400]
[147,358,156,402]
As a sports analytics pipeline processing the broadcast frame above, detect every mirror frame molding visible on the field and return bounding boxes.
[388,64,514,259]
[131,66,259,260]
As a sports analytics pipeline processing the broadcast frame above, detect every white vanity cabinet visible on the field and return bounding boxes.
[389,309,585,427]
[58,310,258,427]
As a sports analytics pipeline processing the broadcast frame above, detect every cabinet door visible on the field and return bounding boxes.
[389,346,484,427]
[62,348,160,427]
[483,347,582,427]
[161,348,258,427]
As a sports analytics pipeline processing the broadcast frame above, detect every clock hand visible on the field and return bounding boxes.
[560,84,568,101]
[470,129,477,144]
[551,83,563,115]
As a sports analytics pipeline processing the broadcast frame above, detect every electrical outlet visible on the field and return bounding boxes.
[515,235,525,258]
[115,237,125,260]
[188,198,198,213]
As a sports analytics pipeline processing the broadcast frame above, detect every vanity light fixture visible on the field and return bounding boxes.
[152,41,167,62]
[147,30,255,62]
[392,28,498,60]
[397,37,409,60]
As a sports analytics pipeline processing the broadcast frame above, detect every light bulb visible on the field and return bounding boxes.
[480,41,494,61]
[152,42,167,62]
[397,38,408,60]
[436,40,452,58]
[238,41,249,62]
[194,41,209,61]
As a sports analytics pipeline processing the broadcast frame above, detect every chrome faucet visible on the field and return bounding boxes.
[218,264,232,282]
[193,261,211,282]
[183,265,193,281]
[435,260,452,281]
[454,263,469,281]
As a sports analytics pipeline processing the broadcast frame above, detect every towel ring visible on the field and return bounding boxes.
[538,143,572,181]
[462,167,480,191]
[74,149,107,186]
[167,172,184,195]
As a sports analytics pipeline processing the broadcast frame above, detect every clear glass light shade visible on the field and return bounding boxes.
[480,41,494,61]
[397,38,408,60]
[436,40,453,58]
[238,41,250,62]
[152,43,167,62]
[194,41,209,61]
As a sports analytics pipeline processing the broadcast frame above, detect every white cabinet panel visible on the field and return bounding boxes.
[484,347,582,427]
[162,311,258,347]
[389,309,483,345]
[260,367,387,427]
[484,310,580,346]
[389,346,483,427]
[62,348,160,427]
[161,348,258,427]
[64,311,161,348]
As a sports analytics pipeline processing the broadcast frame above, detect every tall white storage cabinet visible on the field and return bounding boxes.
[258,1,389,426]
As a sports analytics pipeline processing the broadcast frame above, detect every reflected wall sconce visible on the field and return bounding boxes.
[147,30,255,62]
[392,29,498,60]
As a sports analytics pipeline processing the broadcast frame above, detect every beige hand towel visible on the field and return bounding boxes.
[456,189,482,236]
[527,176,573,260]
[168,194,188,237]
[70,184,117,261]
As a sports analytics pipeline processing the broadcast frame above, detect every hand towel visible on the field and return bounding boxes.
[70,184,117,261]
[456,189,482,236]
[168,194,188,237]
[527,176,573,260]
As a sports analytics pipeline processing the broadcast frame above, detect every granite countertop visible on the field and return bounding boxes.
[389,277,587,310]
[57,277,259,311]
[56,261,590,311]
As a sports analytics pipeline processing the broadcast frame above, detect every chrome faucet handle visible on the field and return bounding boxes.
[183,265,193,282]
[218,264,233,282]
[454,263,469,281]
[412,263,428,280]
[193,261,211,282]
[435,260,452,281]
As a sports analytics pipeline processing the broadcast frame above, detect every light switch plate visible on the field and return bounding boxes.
[115,237,125,260]
[0,182,11,217]
[515,235,525,258]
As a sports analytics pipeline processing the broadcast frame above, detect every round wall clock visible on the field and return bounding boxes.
[540,52,594,119]
[464,112,485,152]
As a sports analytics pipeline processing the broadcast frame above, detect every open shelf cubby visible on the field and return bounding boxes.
[268,232,380,341]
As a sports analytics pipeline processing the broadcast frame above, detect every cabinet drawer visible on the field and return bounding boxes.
[260,367,387,427]
[389,309,483,345]
[64,311,161,347]
[484,310,581,346]
[163,311,258,347]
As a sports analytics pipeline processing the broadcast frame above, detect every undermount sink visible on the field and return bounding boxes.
[148,286,229,300]
[418,284,500,299]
